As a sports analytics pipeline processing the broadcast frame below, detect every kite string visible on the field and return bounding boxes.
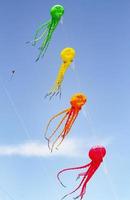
[1,77,54,175]
[0,184,16,200]
[60,19,70,47]
[62,25,119,200]
[72,65,120,200]
[0,76,32,200]
[71,64,96,136]
[0,75,51,194]
[0,75,31,140]
[102,160,119,200]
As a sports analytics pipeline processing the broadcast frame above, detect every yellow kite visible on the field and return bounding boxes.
[45,47,76,99]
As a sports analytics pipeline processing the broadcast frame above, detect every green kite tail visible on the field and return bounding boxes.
[28,4,64,61]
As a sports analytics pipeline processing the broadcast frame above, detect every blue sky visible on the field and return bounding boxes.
[0,0,130,199]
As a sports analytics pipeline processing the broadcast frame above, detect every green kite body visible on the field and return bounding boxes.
[32,5,64,61]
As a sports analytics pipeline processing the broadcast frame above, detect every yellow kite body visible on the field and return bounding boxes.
[46,47,76,99]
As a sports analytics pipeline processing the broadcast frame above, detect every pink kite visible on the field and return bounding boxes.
[57,146,106,200]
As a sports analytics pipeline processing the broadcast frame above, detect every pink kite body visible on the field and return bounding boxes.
[57,146,106,200]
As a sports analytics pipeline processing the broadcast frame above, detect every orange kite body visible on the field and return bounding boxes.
[44,93,87,151]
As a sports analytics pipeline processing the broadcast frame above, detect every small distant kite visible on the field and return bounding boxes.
[27,4,64,61]
[44,93,87,152]
[57,146,106,200]
[10,70,15,80]
[45,47,76,99]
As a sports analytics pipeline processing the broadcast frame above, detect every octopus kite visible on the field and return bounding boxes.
[44,93,87,152]
[45,47,76,99]
[28,4,64,61]
[57,146,106,200]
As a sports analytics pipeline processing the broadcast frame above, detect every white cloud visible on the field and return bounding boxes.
[0,139,82,158]
[0,136,113,158]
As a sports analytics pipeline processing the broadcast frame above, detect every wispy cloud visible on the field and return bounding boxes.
[0,139,81,157]
[0,136,113,158]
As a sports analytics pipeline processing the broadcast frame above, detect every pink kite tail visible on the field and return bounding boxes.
[57,162,91,187]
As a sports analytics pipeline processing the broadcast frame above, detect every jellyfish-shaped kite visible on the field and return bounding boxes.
[57,146,106,200]
[28,5,64,61]
[44,93,87,151]
[45,47,76,99]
